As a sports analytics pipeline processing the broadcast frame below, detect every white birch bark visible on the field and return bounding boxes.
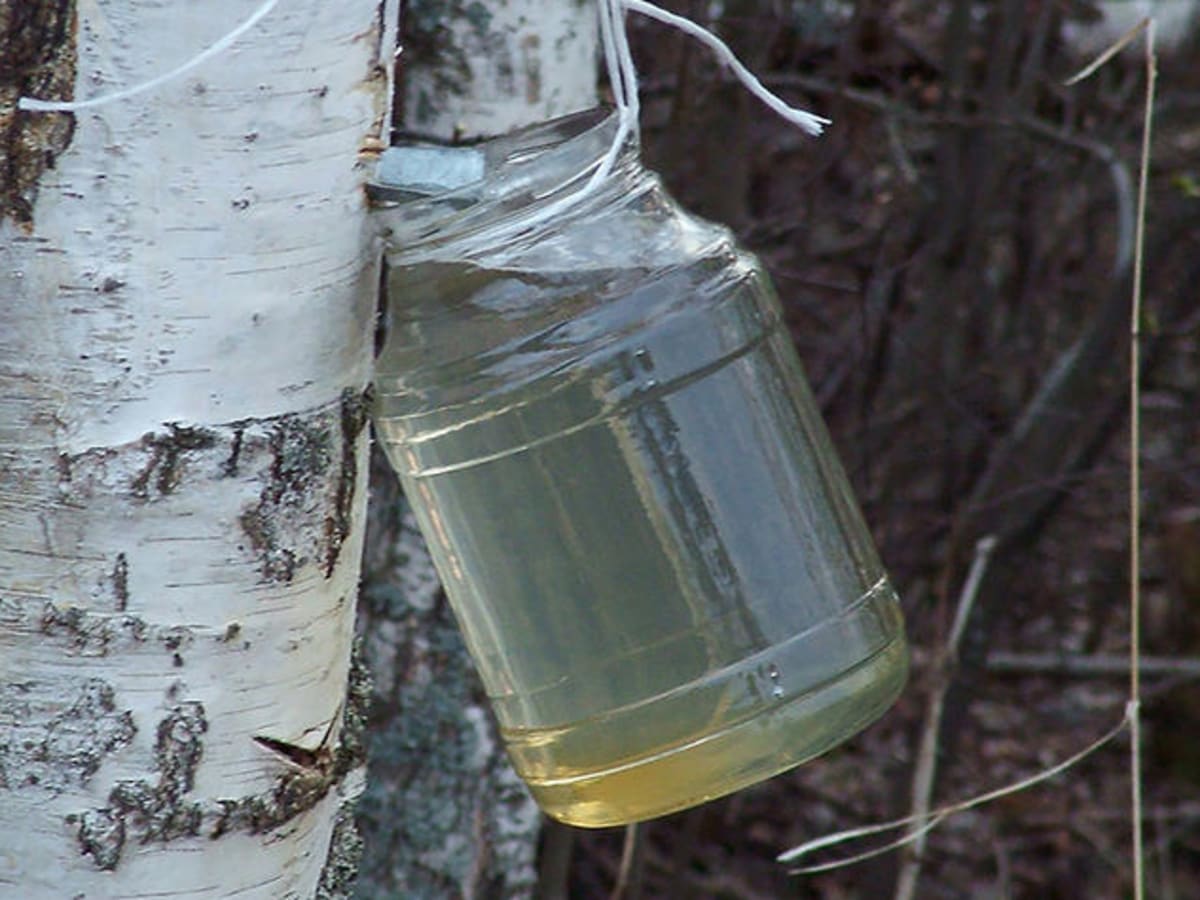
[400,0,598,138]
[351,2,598,897]
[1,1,386,897]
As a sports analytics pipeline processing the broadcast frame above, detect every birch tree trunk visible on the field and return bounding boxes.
[352,2,597,897]
[1,2,386,897]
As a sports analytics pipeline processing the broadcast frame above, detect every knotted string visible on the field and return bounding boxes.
[587,0,827,193]
[622,0,829,136]
[497,0,829,238]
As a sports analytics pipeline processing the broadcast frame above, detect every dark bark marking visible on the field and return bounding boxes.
[0,0,77,227]
[111,552,128,612]
[75,808,124,871]
[40,603,150,654]
[56,451,72,484]
[324,388,370,577]
[130,425,218,499]
[74,703,208,870]
[399,0,473,127]
[239,393,368,584]
[222,425,246,477]
[239,414,333,582]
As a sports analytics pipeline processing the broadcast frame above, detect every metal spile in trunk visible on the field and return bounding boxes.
[370,109,907,827]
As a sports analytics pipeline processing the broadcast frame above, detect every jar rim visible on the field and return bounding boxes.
[368,106,616,204]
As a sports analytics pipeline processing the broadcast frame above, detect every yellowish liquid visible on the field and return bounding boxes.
[376,261,908,826]
[510,632,906,827]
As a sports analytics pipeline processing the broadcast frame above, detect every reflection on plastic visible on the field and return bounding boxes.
[372,110,908,827]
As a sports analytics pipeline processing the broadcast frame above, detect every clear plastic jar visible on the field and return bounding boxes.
[372,110,907,827]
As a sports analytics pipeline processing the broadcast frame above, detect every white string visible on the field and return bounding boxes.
[587,0,640,193]
[514,0,829,234]
[622,0,830,136]
[472,0,827,244]
[18,0,281,112]
[778,706,1134,873]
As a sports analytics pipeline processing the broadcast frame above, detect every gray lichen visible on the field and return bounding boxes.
[0,677,136,793]
[315,801,366,900]
[70,702,206,869]
[327,389,371,578]
[76,808,124,871]
[68,647,370,872]
[353,454,541,899]
[39,602,193,663]
[239,415,333,583]
[238,390,369,583]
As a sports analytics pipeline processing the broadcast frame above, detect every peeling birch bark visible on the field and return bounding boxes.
[1,1,384,896]
[353,2,598,897]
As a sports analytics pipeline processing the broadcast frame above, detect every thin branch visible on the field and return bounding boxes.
[1064,17,1158,900]
[610,822,644,900]
[893,536,998,900]
[669,71,1136,278]
[1064,17,1151,85]
[986,653,1200,679]
[534,820,576,900]
[1127,23,1157,900]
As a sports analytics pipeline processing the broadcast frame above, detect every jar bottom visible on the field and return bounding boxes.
[505,634,908,828]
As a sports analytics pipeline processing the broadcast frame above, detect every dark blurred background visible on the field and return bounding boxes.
[545,2,1200,897]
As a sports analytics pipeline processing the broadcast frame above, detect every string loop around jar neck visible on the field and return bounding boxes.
[534,0,831,233]
[368,0,833,253]
[375,110,640,259]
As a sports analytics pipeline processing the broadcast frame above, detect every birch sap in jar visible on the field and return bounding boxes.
[371,110,907,827]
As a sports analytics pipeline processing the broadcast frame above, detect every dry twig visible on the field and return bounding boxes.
[894,535,999,900]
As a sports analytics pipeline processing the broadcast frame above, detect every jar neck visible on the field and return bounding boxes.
[372,108,652,259]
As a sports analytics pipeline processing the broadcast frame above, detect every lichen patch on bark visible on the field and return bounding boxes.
[355,488,540,897]
[62,645,370,872]
[327,389,370,577]
[0,0,77,227]
[49,397,367,590]
[38,603,199,666]
[315,802,366,900]
[71,702,208,870]
[0,676,136,793]
[240,390,368,583]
